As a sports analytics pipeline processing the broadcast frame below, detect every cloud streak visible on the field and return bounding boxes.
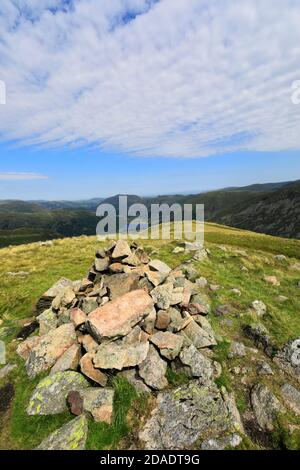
[0,172,48,180]
[0,0,300,158]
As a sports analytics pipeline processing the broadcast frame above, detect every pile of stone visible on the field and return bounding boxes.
[16,240,242,450]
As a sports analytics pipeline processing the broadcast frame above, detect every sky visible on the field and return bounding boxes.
[0,0,300,200]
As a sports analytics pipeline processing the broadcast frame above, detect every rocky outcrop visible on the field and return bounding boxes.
[36,415,88,450]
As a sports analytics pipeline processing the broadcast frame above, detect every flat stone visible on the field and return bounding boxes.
[70,308,86,328]
[94,256,110,272]
[281,383,300,415]
[112,240,132,259]
[80,353,108,386]
[179,345,215,383]
[37,308,58,336]
[181,319,217,348]
[25,323,77,378]
[139,381,242,450]
[80,388,114,424]
[139,345,168,390]
[27,371,89,415]
[93,340,149,370]
[104,273,140,300]
[250,383,285,431]
[148,260,171,275]
[87,289,154,341]
[150,331,183,360]
[36,415,88,450]
[51,344,81,375]
[150,283,173,310]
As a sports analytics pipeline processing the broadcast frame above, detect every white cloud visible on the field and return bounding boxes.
[0,172,48,180]
[0,0,300,158]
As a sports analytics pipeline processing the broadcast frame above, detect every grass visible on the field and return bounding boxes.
[0,222,300,449]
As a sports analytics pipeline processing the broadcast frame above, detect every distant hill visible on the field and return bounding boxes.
[0,179,299,246]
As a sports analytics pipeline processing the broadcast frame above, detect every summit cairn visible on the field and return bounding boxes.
[17,240,242,449]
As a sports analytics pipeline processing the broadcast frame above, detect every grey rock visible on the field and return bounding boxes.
[148,259,172,275]
[0,340,6,365]
[167,307,185,332]
[150,331,183,360]
[80,388,114,423]
[228,342,246,359]
[81,297,98,314]
[250,384,285,431]
[180,318,217,348]
[94,256,110,272]
[201,433,242,450]
[150,283,173,310]
[27,371,89,415]
[281,383,300,416]
[195,277,208,288]
[52,286,75,310]
[93,340,149,370]
[118,369,151,394]
[257,361,274,376]
[36,415,88,450]
[179,345,214,383]
[274,338,300,383]
[251,300,267,317]
[139,381,242,450]
[104,273,140,301]
[37,308,58,336]
[50,344,81,375]
[139,345,168,390]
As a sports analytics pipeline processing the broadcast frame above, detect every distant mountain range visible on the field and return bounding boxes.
[0,179,299,247]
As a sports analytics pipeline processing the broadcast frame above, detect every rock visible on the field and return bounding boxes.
[230,288,241,296]
[194,316,216,342]
[81,297,98,314]
[172,246,185,254]
[140,307,156,335]
[179,345,214,383]
[93,340,149,371]
[182,265,198,281]
[170,287,184,305]
[148,259,171,275]
[0,340,6,364]
[37,308,58,336]
[276,295,288,303]
[0,363,17,379]
[250,384,285,431]
[228,342,246,359]
[187,302,209,315]
[94,256,110,272]
[215,304,234,316]
[35,278,73,314]
[201,433,242,450]
[182,242,203,252]
[146,270,167,287]
[16,321,39,340]
[16,336,40,360]
[150,283,173,310]
[167,307,185,332]
[104,273,140,300]
[274,255,287,262]
[195,277,208,288]
[243,322,275,356]
[80,334,98,353]
[193,248,209,261]
[88,289,154,341]
[155,310,171,330]
[80,353,108,386]
[264,275,280,286]
[150,331,183,360]
[27,371,89,415]
[112,240,131,259]
[51,344,81,375]
[36,415,88,450]
[257,361,274,376]
[181,318,217,348]
[109,262,124,274]
[25,323,77,378]
[122,252,141,267]
[67,390,83,415]
[52,286,75,310]
[274,338,300,384]
[79,388,114,423]
[139,381,242,450]
[70,308,86,328]
[280,384,300,416]
[139,345,168,390]
[118,369,151,394]
[251,300,267,317]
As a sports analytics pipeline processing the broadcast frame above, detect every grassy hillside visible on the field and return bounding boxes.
[1,223,300,449]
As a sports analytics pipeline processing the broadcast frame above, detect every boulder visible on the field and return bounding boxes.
[250,384,285,431]
[93,340,149,370]
[80,334,98,353]
[104,273,140,300]
[139,380,242,450]
[87,289,154,341]
[280,383,300,416]
[36,415,88,450]
[50,344,81,375]
[139,345,168,390]
[52,286,75,310]
[148,260,171,275]
[35,278,73,314]
[94,256,110,272]
[149,331,183,360]
[27,371,89,415]
[70,308,86,328]
[179,345,215,383]
[150,283,173,310]
[180,319,217,348]
[25,323,77,378]
[111,240,131,259]
[37,308,58,336]
[80,353,108,386]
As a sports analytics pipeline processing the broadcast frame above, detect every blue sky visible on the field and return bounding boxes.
[0,1,300,200]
